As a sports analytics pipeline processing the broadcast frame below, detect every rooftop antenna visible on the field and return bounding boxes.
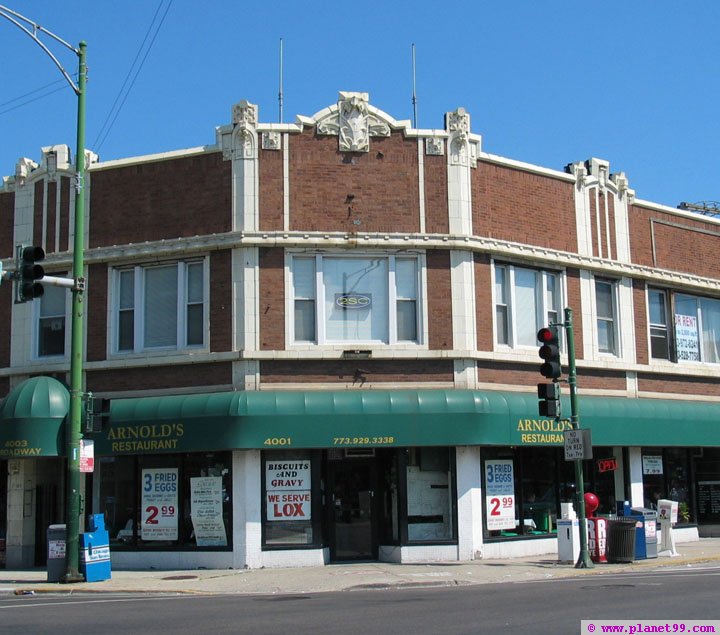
[411,43,418,128]
[278,38,284,123]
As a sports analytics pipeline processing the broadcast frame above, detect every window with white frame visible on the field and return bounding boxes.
[648,288,671,360]
[595,277,618,355]
[494,263,561,347]
[112,260,206,353]
[291,254,420,345]
[674,293,720,363]
[37,284,66,357]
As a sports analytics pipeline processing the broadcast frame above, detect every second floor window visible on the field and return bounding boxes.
[595,278,618,355]
[648,289,671,360]
[37,284,66,357]
[113,260,206,354]
[494,264,561,348]
[291,254,420,345]
[675,293,720,363]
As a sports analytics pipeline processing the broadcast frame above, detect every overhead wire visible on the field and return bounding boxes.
[92,0,173,152]
[0,75,76,116]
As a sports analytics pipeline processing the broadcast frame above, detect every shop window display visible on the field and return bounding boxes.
[642,448,694,522]
[262,450,317,547]
[98,452,232,549]
[482,447,618,539]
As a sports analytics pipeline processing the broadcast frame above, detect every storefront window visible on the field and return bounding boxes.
[98,452,232,549]
[642,448,694,522]
[405,447,454,542]
[483,447,564,538]
[263,451,316,547]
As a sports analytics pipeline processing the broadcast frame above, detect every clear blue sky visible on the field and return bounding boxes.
[1,1,719,209]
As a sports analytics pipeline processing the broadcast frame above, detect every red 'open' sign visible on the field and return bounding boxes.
[597,458,618,473]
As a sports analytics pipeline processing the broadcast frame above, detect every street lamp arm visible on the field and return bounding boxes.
[0,5,80,94]
[1,4,88,584]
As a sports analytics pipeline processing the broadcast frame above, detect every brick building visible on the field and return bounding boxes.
[1,91,719,569]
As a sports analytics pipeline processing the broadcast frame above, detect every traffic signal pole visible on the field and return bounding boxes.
[64,39,87,583]
[564,307,593,569]
[0,6,87,582]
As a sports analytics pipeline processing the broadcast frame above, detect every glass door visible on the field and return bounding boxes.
[327,459,379,561]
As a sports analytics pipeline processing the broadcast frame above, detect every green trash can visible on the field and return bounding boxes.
[607,518,637,563]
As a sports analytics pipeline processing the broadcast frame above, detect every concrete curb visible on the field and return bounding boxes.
[5,549,720,596]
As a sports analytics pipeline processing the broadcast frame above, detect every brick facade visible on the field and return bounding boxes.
[2,93,720,405]
[89,152,231,247]
[473,162,577,253]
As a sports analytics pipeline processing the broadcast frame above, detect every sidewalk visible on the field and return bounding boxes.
[2,538,720,596]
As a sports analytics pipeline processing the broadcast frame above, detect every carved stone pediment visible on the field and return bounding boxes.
[316,92,391,153]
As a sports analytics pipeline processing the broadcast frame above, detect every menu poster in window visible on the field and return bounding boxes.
[485,460,515,531]
[642,455,663,476]
[266,461,311,521]
[141,468,178,541]
[191,476,227,547]
[675,314,700,361]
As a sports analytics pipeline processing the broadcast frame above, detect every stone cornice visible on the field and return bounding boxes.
[8,229,716,295]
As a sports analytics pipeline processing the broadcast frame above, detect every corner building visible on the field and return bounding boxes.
[1,92,719,570]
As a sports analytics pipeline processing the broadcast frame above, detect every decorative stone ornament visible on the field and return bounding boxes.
[426,138,444,156]
[316,92,390,153]
[231,100,259,160]
[447,108,471,166]
[262,132,282,151]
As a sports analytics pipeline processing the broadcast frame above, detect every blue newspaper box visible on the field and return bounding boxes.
[79,514,111,582]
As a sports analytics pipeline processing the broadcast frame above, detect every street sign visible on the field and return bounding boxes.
[564,429,593,461]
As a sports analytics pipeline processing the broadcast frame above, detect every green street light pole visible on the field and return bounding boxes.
[0,6,87,583]
[66,39,87,584]
[564,307,593,569]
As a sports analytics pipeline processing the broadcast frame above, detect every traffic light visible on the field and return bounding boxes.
[86,397,111,433]
[537,326,562,379]
[537,382,561,417]
[15,244,45,303]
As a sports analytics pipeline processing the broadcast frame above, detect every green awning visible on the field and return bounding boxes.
[91,388,720,455]
[95,390,514,455]
[0,376,69,457]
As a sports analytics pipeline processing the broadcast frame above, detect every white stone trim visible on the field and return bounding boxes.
[627,448,645,509]
[618,276,636,364]
[479,152,575,182]
[11,227,720,297]
[417,138,426,234]
[614,187,632,264]
[456,446,483,560]
[450,250,477,351]
[232,450,263,569]
[580,269,595,360]
[89,146,213,171]
[283,132,290,232]
[446,111,473,236]
[234,247,258,352]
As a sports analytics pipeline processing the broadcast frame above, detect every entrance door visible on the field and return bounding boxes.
[328,459,379,561]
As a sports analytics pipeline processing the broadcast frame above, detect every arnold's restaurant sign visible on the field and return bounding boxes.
[515,418,574,445]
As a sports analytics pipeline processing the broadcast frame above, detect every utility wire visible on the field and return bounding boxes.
[0,76,69,109]
[0,83,69,116]
[92,0,173,152]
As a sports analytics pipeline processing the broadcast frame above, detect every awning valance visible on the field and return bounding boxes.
[89,389,720,455]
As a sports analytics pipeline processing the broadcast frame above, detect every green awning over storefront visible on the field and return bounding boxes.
[90,388,720,456]
[0,376,69,457]
[95,390,514,455]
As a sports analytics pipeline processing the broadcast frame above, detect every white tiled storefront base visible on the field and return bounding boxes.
[379,544,459,563]
[111,550,233,570]
[673,525,699,542]
[262,548,328,568]
[482,538,557,559]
